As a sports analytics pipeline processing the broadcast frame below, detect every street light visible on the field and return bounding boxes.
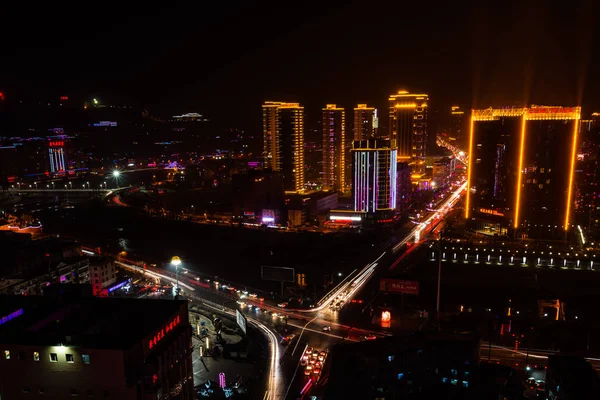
[171,256,182,297]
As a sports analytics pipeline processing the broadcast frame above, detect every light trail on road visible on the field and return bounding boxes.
[197,298,283,400]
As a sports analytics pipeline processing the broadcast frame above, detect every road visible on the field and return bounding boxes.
[480,343,600,372]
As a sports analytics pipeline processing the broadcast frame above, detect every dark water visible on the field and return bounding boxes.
[37,201,384,296]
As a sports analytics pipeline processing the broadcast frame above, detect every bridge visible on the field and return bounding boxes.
[6,186,132,197]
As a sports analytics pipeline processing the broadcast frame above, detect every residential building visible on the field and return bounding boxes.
[322,104,345,191]
[262,101,305,192]
[389,91,429,176]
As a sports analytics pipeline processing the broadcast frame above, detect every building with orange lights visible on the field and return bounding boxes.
[465,106,581,239]
[388,91,428,176]
[353,104,375,141]
[262,102,305,192]
[322,104,345,192]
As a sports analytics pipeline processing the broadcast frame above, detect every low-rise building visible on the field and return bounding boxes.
[0,295,193,400]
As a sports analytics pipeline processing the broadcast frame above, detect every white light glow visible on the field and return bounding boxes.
[330,215,362,221]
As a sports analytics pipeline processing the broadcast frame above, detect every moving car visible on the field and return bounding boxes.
[322,326,331,332]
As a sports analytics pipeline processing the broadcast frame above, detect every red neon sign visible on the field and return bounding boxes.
[60,96,69,101]
[148,315,181,350]
[529,106,576,114]
[49,141,65,148]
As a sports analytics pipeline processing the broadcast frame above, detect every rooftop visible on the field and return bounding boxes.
[0,295,187,350]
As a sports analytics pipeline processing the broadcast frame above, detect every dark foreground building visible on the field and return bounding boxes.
[546,355,600,399]
[0,295,193,400]
[324,332,480,400]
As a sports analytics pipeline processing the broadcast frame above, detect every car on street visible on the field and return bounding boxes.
[278,302,288,308]
[362,335,377,341]
[322,326,331,331]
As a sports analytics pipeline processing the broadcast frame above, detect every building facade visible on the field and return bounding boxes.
[262,102,305,192]
[351,139,397,215]
[396,162,412,215]
[0,296,194,400]
[48,139,66,174]
[388,91,429,176]
[353,104,375,141]
[466,106,581,238]
[322,104,346,192]
[89,258,117,297]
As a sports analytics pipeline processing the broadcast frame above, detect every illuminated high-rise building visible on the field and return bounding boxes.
[262,101,305,192]
[322,104,345,191]
[353,104,375,141]
[451,106,465,142]
[466,106,581,238]
[351,139,397,215]
[48,139,66,174]
[388,91,428,175]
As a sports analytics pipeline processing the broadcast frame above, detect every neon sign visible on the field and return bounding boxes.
[148,315,181,350]
[49,141,64,148]
[479,208,504,217]
[529,106,576,114]
[219,373,226,388]
[0,308,24,326]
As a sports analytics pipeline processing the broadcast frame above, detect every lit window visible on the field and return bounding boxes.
[4,350,10,359]
[33,351,40,361]
[82,354,90,364]
[66,354,74,363]
[49,353,58,362]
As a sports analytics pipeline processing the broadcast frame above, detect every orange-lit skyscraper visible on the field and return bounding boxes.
[388,91,428,175]
[465,106,581,238]
[353,104,375,141]
[262,101,305,192]
[322,104,345,191]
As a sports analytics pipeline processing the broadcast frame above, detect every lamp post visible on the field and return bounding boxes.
[171,256,182,297]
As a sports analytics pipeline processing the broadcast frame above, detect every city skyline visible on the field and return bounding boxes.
[2,1,599,132]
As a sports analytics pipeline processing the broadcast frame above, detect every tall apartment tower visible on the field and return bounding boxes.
[351,139,397,214]
[262,101,305,192]
[353,104,375,141]
[388,91,429,175]
[322,104,346,191]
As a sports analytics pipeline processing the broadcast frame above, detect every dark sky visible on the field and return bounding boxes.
[2,0,599,130]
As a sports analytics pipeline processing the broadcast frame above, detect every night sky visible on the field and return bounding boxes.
[3,1,599,130]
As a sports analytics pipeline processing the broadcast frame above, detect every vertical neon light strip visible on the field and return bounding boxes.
[49,149,55,173]
[565,116,580,230]
[60,148,65,171]
[354,152,358,211]
[373,152,378,210]
[514,115,527,228]
[390,149,397,208]
[367,152,371,212]
[465,114,475,218]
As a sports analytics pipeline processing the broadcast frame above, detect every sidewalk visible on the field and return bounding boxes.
[189,311,256,387]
